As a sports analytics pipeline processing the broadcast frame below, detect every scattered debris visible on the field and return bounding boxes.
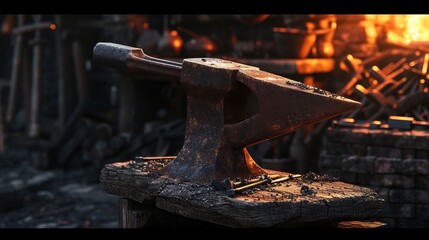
[127,156,175,173]
[302,171,338,182]
[300,185,316,196]
[0,148,118,228]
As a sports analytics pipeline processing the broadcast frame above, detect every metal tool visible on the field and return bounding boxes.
[93,42,361,184]
[225,175,272,197]
[215,174,280,191]
[225,174,301,197]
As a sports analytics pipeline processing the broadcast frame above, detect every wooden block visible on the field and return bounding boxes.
[100,160,385,228]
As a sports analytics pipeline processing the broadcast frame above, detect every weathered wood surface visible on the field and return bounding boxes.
[118,198,225,228]
[100,160,385,228]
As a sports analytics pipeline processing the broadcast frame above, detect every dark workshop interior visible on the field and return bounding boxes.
[0,14,429,228]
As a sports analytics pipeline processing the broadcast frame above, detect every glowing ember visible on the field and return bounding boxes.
[143,22,149,29]
[170,30,178,37]
[207,43,214,51]
[49,23,56,31]
[342,118,355,123]
[172,39,182,49]
[372,120,381,125]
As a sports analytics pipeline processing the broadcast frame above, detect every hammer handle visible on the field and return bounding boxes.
[93,42,182,78]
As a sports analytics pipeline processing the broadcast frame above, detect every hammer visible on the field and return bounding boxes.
[93,42,361,184]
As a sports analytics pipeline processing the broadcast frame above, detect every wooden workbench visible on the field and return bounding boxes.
[100,159,385,228]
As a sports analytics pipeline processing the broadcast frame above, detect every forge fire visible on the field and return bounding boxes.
[0,14,428,228]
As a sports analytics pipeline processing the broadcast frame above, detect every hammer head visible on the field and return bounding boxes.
[93,42,145,72]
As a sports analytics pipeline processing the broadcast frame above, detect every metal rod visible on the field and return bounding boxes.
[271,174,301,184]
[6,15,25,124]
[29,15,43,138]
[12,21,52,35]
[423,53,429,75]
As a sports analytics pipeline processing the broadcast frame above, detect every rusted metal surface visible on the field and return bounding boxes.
[223,57,336,75]
[93,42,181,78]
[93,42,361,184]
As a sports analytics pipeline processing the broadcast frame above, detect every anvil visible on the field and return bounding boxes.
[93,42,361,184]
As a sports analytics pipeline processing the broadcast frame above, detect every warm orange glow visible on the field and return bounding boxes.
[372,120,381,125]
[364,72,370,78]
[170,30,178,37]
[207,43,214,51]
[49,23,56,30]
[389,115,414,122]
[143,22,149,29]
[356,84,367,94]
[342,118,355,123]
[346,54,354,61]
[403,15,429,44]
[372,80,378,85]
[172,39,182,49]
[423,53,429,74]
[382,15,429,44]
[424,87,429,93]
[420,79,425,84]
[372,66,380,71]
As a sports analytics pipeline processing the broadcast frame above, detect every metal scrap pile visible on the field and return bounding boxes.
[336,48,429,130]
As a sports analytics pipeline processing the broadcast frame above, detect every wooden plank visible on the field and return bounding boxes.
[117,197,226,228]
[118,198,148,228]
[100,160,385,228]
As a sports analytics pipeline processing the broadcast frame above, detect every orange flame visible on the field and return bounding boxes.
[380,15,429,44]
[403,15,429,44]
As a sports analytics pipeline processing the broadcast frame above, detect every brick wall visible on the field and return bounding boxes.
[319,126,429,228]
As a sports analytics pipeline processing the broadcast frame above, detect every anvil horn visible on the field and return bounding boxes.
[227,69,361,149]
